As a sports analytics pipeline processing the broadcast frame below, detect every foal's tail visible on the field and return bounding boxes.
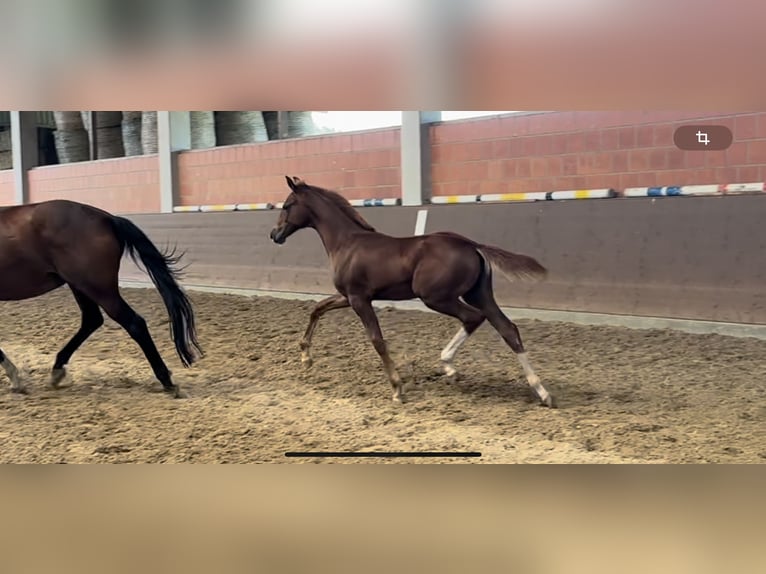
[430,230,547,284]
[109,216,203,367]
[476,244,548,283]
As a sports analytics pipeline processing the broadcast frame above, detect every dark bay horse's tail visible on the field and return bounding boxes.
[109,216,203,367]
[476,244,548,283]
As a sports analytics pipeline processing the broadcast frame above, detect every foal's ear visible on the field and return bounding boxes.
[285,175,306,191]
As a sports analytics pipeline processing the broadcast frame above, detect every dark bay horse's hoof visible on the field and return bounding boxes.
[10,386,29,395]
[164,384,188,399]
[50,367,67,388]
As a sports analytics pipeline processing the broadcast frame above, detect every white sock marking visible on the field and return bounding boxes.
[441,327,469,362]
[516,352,537,382]
[441,327,469,374]
[517,352,550,401]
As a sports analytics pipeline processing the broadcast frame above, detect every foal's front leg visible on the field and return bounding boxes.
[0,347,26,394]
[347,296,405,403]
[299,293,350,366]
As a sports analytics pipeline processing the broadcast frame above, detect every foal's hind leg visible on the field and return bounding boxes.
[0,348,25,394]
[420,298,485,377]
[50,287,104,388]
[464,291,556,408]
[348,296,405,403]
[300,293,350,366]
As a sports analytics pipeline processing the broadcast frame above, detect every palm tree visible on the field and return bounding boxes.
[190,111,216,149]
[121,111,143,156]
[141,111,158,154]
[0,126,11,170]
[262,111,317,139]
[285,111,317,138]
[52,112,90,164]
[80,111,124,159]
[214,112,268,145]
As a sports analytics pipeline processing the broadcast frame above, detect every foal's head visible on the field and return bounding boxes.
[269,176,313,244]
[269,176,375,244]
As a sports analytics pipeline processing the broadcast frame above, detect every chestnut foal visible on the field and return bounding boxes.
[270,176,554,407]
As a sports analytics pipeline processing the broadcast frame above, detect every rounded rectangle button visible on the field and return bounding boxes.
[674,125,733,150]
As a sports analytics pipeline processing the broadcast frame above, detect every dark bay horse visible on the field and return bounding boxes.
[0,199,202,398]
[270,176,555,407]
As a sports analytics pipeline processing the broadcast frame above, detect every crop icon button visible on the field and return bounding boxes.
[674,125,733,151]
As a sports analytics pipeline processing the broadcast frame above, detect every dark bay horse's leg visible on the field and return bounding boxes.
[50,287,104,388]
[300,293,350,366]
[347,295,405,403]
[0,348,25,394]
[79,286,182,398]
[420,297,485,377]
[464,289,556,408]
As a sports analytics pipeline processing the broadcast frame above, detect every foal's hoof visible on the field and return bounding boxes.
[50,368,67,389]
[10,386,28,395]
[442,364,457,378]
[542,395,557,409]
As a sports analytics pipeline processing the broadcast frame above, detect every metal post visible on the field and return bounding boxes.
[157,111,191,213]
[10,111,39,205]
[400,111,441,206]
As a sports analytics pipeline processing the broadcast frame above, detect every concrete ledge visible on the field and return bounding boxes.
[119,280,766,341]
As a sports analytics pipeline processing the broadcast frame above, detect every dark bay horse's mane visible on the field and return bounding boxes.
[298,183,376,232]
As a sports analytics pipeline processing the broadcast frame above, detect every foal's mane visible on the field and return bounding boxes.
[299,183,376,232]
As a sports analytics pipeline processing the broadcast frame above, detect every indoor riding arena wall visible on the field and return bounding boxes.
[119,193,766,325]
[19,111,766,213]
[176,127,401,206]
[429,111,766,197]
[27,155,161,213]
[14,110,766,325]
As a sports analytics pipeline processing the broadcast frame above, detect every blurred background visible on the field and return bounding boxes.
[0,0,760,110]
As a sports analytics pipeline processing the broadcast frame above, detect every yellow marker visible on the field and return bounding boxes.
[431,195,478,204]
[506,193,537,201]
[235,203,273,211]
[199,204,238,212]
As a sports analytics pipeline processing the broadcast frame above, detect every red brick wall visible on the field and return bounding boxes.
[28,156,160,214]
[177,128,400,205]
[13,112,766,212]
[430,111,766,196]
[0,169,13,205]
